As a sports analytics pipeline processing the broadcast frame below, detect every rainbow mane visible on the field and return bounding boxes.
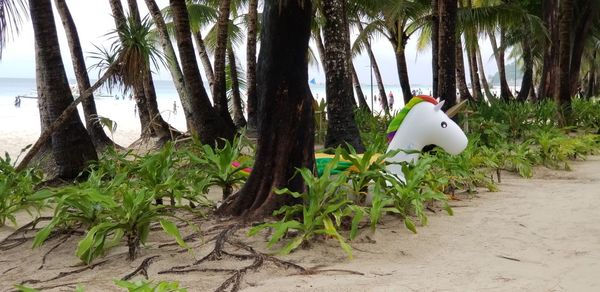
[386,95,438,143]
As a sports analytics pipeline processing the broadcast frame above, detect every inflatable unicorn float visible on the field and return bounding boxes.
[235,95,468,181]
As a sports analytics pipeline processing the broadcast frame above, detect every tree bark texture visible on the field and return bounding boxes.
[350,62,370,112]
[211,0,236,130]
[54,0,114,149]
[455,37,473,102]
[245,0,259,133]
[556,0,574,126]
[436,0,457,110]
[169,0,234,144]
[466,43,482,101]
[30,0,97,179]
[193,31,214,88]
[144,0,192,127]
[538,0,559,100]
[586,52,596,98]
[489,30,513,101]
[431,0,439,97]
[228,47,247,128]
[568,0,597,96]
[517,34,533,102]
[476,47,494,99]
[322,0,365,152]
[217,0,314,218]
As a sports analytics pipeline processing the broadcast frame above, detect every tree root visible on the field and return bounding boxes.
[121,255,160,280]
[21,259,109,285]
[158,224,307,292]
[38,232,73,270]
[0,217,53,251]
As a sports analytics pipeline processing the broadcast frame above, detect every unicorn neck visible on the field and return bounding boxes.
[386,126,425,164]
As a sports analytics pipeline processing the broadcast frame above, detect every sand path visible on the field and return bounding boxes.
[1,158,599,291]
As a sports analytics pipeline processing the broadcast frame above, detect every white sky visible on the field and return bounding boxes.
[0,0,500,86]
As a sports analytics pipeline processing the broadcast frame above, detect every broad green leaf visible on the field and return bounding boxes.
[160,219,188,249]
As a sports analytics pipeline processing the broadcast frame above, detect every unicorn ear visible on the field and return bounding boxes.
[434,100,445,111]
[436,97,441,102]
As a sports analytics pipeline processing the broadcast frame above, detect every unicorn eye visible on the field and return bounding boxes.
[441,121,448,128]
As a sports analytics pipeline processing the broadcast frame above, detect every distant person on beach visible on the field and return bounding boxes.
[134,104,137,116]
[14,96,21,108]
[173,101,177,114]
[388,91,394,109]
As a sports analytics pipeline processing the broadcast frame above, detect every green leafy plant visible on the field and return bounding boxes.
[115,279,187,292]
[0,153,45,226]
[249,151,363,258]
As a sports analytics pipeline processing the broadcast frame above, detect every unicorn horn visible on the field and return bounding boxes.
[434,100,445,111]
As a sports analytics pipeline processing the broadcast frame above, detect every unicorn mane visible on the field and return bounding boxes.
[386,95,439,143]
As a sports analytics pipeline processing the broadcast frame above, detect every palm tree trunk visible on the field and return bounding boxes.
[466,44,482,101]
[54,0,115,150]
[586,52,596,99]
[217,0,314,218]
[322,0,364,152]
[212,0,235,129]
[568,0,595,96]
[169,0,234,144]
[356,19,388,110]
[193,31,214,87]
[431,0,440,97]
[245,0,259,133]
[144,0,193,128]
[455,37,473,101]
[538,0,559,100]
[489,30,513,101]
[228,47,247,128]
[394,42,412,106]
[350,62,370,112]
[517,36,533,102]
[143,70,177,139]
[437,0,457,110]
[476,47,494,99]
[30,0,97,179]
[556,0,574,126]
[314,30,327,72]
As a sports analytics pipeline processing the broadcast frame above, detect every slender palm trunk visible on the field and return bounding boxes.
[517,35,533,102]
[556,0,574,126]
[193,31,214,87]
[246,0,259,133]
[394,42,412,105]
[477,47,494,99]
[356,20,387,110]
[437,0,457,110]
[30,0,97,179]
[228,47,246,128]
[568,0,596,96]
[314,31,327,72]
[466,44,482,101]
[54,0,115,149]
[456,37,473,101]
[538,0,559,100]
[586,52,597,98]
[169,0,234,144]
[212,0,235,129]
[144,0,192,128]
[350,62,370,112]
[489,30,513,101]
[322,0,364,152]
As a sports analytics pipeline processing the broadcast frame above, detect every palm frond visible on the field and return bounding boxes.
[0,0,27,59]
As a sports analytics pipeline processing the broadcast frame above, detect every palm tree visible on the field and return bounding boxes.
[322,0,365,152]
[436,0,457,110]
[143,0,191,125]
[30,0,97,179]
[245,0,259,133]
[169,0,234,144]
[211,0,236,129]
[455,37,473,101]
[556,0,573,126]
[227,43,246,128]
[54,0,116,150]
[217,0,314,218]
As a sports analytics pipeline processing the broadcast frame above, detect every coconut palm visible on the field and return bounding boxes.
[0,0,26,59]
[29,0,97,179]
[169,0,234,145]
[245,0,259,133]
[321,0,365,152]
[54,0,116,150]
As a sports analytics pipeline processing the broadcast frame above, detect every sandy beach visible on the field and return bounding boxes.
[1,156,599,291]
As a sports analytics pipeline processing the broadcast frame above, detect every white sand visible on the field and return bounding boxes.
[1,157,599,291]
[0,96,187,161]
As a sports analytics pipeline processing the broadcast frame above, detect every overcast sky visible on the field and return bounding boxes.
[0,0,500,86]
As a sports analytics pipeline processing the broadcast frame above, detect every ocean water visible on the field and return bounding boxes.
[0,77,427,158]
